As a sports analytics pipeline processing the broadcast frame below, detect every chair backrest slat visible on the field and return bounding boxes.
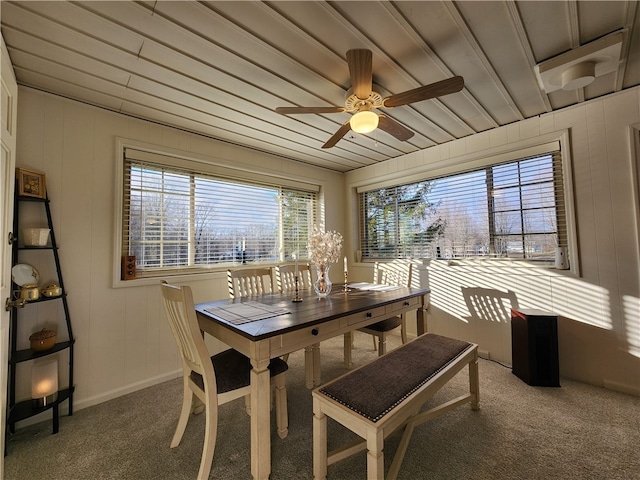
[227,267,273,299]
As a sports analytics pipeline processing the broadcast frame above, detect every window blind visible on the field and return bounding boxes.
[359,150,565,261]
[123,151,317,277]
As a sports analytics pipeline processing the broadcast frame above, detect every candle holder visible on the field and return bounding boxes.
[343,271,351,293]
[292,275,303,302]
[31,358,58,408]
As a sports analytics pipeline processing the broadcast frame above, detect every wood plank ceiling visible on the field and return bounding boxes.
[1,1,638,173]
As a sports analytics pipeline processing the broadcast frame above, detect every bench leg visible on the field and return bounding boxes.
[313,398,328,480]
[366,428,384,480]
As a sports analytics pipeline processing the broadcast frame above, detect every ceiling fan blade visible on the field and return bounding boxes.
[377,115,415,141]
[276,106,345,114]
[322,121,352,149]
[383,76,464,108]
[346,49,372,100]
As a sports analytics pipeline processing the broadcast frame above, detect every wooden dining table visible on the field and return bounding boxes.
[195,284,430,480]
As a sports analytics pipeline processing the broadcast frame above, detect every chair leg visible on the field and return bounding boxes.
[343,332,353,369]
[171,379,194,448]
[305,345,315,388]
[400,316,408,344]
[197,387,218,480]
[274,373,289,439]
[377,333,387,357]
[192,395,205,415]
[244,394,251,415]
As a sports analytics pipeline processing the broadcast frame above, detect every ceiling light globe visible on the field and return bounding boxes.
[350,111,379,134]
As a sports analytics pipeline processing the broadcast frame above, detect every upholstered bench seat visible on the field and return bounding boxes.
[312,333,479,480]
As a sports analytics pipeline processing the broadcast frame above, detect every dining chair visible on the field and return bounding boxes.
[160,281,288,480]
[345,261,413,367]
[276,263,313,292]
[227,267,273,299]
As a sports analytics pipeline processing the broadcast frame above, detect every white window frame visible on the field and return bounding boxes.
[355,131,580,276]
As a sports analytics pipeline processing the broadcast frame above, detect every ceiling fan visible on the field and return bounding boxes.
[275,49,464,149]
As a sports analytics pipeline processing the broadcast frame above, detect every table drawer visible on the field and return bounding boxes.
[386,296,420,314]
[278,318,342,352]
[344,306,387,327]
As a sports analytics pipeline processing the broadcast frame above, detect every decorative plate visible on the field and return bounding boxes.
[11,263,39,286]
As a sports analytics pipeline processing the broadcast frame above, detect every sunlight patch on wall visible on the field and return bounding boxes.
[623,295,640,358]
[422,259,612,330]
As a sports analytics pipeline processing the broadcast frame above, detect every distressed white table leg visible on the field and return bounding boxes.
[416,294,430,336]
[250,357,272,480]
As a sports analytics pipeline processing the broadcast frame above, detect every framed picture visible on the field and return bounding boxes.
[16,168,46,199]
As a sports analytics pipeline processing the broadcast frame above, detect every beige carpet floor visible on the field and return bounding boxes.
[4,332,640,479]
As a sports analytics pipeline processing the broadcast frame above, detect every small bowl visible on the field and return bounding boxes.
[29,329,57,351]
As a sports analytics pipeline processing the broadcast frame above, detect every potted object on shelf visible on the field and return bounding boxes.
[16,283,40,302]
[21,228,50,246]
[41,283,62,298]
[29,328,57,352]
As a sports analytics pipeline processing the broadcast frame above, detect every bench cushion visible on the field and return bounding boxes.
[318,333,472,422]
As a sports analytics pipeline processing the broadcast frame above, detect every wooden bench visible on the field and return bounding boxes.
[312,333,479,480]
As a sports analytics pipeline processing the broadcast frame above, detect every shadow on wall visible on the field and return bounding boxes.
[461,286,519,363]
[462,287,519,323]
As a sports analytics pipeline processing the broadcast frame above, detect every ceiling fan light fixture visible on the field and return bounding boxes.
[350,110,379,133]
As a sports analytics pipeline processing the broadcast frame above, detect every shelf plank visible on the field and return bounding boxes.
[16,195,48,203]
[12,293,67,305]
[9,340,75,364]
[7,387,74,425]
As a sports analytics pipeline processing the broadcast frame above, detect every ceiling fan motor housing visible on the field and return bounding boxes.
[344,87,384,112]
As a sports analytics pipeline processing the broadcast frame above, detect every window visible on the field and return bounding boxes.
[121,147,317,278]
[360,148,566,262]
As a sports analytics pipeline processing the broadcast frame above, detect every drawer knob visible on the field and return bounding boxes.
[404,301,410,306]
[366,312,372,318]
[311,328,319,336]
